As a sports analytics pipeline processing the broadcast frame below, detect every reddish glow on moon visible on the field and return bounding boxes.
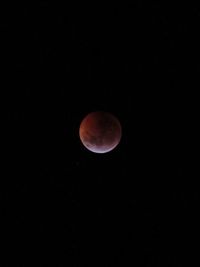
[79,111,122,153]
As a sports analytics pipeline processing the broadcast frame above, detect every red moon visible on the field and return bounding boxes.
[79,111,122,153]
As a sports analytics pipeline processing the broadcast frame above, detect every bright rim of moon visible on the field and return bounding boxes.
[81,141,120,154]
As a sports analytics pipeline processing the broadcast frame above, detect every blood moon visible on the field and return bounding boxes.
[79,111,122,153]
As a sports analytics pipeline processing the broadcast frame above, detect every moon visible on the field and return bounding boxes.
[79,111,122,153]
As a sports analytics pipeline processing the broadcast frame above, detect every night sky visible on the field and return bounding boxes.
[2,2,199,266]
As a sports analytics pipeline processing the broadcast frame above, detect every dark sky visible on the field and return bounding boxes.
[2,2,199,266]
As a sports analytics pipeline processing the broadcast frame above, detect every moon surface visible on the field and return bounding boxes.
[79,111,122,153]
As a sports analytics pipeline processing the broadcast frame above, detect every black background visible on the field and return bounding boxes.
[1,2,199,266]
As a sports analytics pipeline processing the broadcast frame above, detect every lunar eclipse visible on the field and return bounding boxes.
[79,111,122,153]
